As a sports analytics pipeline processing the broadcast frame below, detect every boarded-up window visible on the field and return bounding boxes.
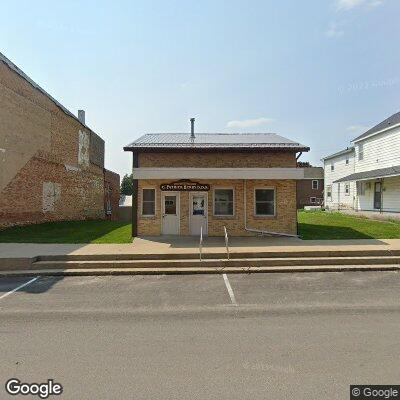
[43,182,61,212]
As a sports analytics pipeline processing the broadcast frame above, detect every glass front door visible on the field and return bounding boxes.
[190,193,208,236]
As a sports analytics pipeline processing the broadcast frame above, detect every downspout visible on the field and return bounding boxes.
[243,179,298,238]
[131,150,139,238]
[380,178,384,214]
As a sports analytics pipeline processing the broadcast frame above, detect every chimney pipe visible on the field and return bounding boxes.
[78,110,85,125]
[190,118,195,139]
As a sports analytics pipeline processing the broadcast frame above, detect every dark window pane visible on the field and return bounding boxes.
[256,202,274,215]
[143,189,155,201]
[192,196,205,215]
[215,189,233,202]
[142,202,155,215]
[255,189,274,202]
[215,202,233,216]
[214,189,234,216]
[164,196,176,214]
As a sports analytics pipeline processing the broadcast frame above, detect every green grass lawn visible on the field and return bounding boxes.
[1,212,400,243]
[0,220,132,244]
[298,210,400,240]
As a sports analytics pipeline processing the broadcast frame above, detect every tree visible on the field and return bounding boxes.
[120,173,133,195]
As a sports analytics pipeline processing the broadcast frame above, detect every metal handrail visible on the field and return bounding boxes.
[223,226,230,260]
[199,226,203,261]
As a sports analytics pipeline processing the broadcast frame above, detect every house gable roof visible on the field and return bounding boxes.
[352,111,400,142]
[322,147,354,161]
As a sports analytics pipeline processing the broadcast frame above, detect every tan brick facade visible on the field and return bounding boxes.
[0,56,118,229]
[137,178,297,236]
[139,151,296,168]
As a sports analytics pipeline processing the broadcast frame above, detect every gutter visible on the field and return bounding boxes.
[243,180,298,238]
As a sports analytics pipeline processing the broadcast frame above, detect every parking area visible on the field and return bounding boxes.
[1,271,400,313]
[1,272,400,399]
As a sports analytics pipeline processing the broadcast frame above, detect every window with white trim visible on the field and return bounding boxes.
[142,188,155,216]
[312,180,318,190]
[326,185,332,200]
[345,183,350,196]
[214,189,234,216]
[331,164,334,171]
[310,197,316,204]
[345,157,349,165]
[254,189,275,216]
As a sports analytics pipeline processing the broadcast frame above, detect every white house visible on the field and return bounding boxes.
[322,147,355,210]
[322,111,400,213]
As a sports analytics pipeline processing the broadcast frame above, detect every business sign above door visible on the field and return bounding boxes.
[160,180,210,191]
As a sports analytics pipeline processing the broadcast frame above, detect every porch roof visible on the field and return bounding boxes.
[334,165,400,183]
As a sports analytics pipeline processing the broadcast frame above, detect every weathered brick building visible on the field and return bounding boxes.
[124,120,310,237]
[0,52,119,228]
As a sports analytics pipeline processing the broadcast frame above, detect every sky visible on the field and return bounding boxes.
[1,0,399,176]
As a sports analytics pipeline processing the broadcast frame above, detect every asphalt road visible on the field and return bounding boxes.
[1,271,400,399]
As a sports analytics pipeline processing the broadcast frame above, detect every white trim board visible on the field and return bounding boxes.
[132,168,305,180]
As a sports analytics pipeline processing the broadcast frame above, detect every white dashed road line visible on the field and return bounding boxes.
[0,277,39,301]
[222,274,238,306]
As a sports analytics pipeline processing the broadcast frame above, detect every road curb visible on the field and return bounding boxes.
[0,264,399,277]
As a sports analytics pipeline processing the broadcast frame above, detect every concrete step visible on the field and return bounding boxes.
[30,256,400,270]
[36,249,400,262]
[1,264,399,277]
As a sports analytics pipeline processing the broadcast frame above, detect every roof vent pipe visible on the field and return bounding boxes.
[190,118,195,139]
[78,110,85,125]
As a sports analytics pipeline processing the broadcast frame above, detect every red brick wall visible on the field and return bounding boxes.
[0,58,109,229]
[104,169,120,221]
[296,179,324,208]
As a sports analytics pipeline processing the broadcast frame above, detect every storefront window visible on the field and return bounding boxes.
[142,188,155,216]
[214,189,234,216]
[255,189,275,216]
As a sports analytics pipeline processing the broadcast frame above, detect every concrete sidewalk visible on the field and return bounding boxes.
[1,236,400,259]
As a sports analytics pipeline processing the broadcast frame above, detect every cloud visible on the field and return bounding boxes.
[335,0,384,11]
[325,22,344,37]
[226,117,275,129]
[346,125,370,132]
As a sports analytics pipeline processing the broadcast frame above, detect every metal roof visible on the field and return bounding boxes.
[353,111,400,142]
[334,165,400,183]
[124,133,309,151]
[322,147,354,161]
[0,51,95,133]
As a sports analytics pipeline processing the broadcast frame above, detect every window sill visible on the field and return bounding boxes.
[141,215,156,219]
[253,215,277,219]
[212,215,236,220]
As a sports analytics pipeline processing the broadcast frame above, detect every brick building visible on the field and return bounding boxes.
[0,52,119,228]
[124,120,310,237]
[296,167,324,208]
